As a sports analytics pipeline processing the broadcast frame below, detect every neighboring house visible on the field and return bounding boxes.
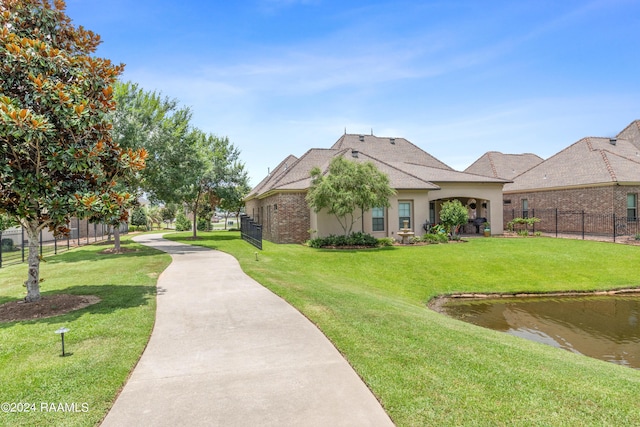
[244,134,509,244]
[500,120,640,231]
[464,152,543,180]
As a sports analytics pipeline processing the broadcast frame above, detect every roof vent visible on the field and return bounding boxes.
[358,134,364,142]
[390,138,395,144]
[610,138,617,145]
[352,150,359,158]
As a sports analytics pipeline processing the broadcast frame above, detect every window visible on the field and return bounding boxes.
[522,199,528,218]
[627,194,637,221]
[429,202,436,225]
[398,201,412,229]
[372,207,385,231]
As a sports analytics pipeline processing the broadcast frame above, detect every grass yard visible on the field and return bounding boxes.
[0,235,170,427]
[167,232,640,426]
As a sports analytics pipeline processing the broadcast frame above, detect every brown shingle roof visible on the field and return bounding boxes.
[331,134,453,170]
[248,134,509,198]
[617,120,640,149]
[464,152,543,179]
[505,135,640,192]
[246,154,298,199]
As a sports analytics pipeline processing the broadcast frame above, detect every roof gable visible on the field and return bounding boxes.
[465,151,543,179]
[505,136,640,192]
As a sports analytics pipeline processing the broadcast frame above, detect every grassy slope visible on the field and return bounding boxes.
[167,232,640,426]
[0,236,170,427]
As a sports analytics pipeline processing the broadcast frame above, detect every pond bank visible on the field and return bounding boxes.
[428,286,640,314]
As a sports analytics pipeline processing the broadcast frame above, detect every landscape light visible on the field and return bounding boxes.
[55,327,70,357]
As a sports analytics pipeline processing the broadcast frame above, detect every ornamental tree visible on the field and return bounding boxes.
[439,199,469,237]
[0,0,145,302]
[306,156,396,235]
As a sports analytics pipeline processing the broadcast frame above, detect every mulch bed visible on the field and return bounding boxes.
[0,294,101,323]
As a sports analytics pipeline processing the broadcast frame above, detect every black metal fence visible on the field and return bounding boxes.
[0,220,128,268]
[504,208,640,242]
[240,214,262,250]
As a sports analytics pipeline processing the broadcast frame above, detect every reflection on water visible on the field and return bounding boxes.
[441,295,640,369]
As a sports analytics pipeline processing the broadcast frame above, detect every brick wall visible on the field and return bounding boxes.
[503,184,640,234]
[244,192,311,244]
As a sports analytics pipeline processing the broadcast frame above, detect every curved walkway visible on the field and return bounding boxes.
[101,234,394,426]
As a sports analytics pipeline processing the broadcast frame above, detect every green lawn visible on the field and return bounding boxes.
[167,232,640,426]
[0,235,170,427]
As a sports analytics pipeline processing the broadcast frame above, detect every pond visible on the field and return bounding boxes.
[438,294,640,369]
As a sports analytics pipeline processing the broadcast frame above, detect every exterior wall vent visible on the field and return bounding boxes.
[352,150,359,158]
[358,134,364,142]
[390,138,395,144]
[610,138,617,145]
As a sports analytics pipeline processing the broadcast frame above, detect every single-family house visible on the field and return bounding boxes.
[462,120,640,235]
[244,134,509,244]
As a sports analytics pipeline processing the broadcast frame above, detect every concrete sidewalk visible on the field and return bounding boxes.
[101,234,394,426]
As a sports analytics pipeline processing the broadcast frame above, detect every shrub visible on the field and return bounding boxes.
[175,212,191,232]
[635,233,640,241]
[377,237,395,247]
[309,232,379,248]
[197,217,211,231]
[131,206,148,227]
[424,233,448,244]
[508,217,540,233]
[128,225,137,232]
[1,238,14,252]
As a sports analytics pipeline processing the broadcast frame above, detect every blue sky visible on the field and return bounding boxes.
[65,0,640,186]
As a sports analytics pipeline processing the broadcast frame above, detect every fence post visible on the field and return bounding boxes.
[0,231,3,268]
[581,211,585,240]
[21,226,25,263]
[532,208,535,233]
[613,213,616,243]
[54,234,57,255]
[555,209,558,237]
[40,229,43,257]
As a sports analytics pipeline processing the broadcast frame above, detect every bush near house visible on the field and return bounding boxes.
[308,232,379,248]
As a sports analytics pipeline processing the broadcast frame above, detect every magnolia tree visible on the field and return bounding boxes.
[0,0,146,301]
[306,156,395,235]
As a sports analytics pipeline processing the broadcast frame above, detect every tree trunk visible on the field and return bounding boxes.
[192,190,201,238]
[24,220,42,302]
[113,225,121,252]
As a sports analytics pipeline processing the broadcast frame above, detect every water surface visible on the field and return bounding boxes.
[440,295,640,368]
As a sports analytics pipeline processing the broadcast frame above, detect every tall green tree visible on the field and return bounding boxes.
[219,180,251,228]
[0,0,145,301]
[184,132,247,238]
[104,81,181,249]
[306,156,396,235]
